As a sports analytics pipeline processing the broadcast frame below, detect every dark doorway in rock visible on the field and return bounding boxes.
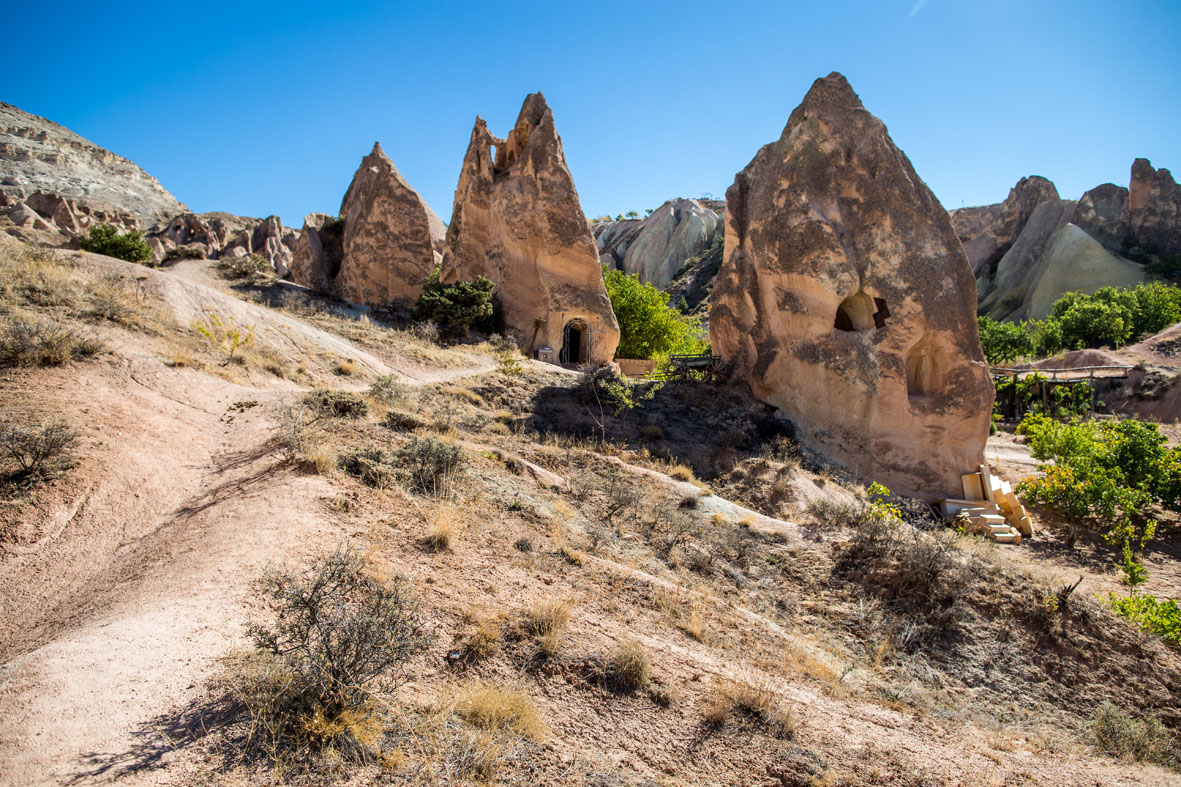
[560,320,587,365]
[834,291,876,332]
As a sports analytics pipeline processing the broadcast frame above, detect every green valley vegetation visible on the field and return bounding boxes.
[413,270,496,336]
[978,282,1181,366]
[78,224,153,264]
[602,266,708,361]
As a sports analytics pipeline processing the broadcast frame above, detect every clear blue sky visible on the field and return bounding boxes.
[5,0,1179,228]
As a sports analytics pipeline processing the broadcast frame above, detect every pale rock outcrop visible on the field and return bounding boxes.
[709,73,993,500]
[978,199,1077,318]
[289,213,343,294]
[336,142,442,305]
[441,93,619,363]
[950,176,1058,276]
[1,101,186,227]
[595,198,722,288]
[147,211,296,272]
[1128,158,1181,258]
[1023,224,1146,319]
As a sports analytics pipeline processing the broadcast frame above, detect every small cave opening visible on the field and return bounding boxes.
[906,336,943,398]
[560,319,588,365]
[834,291,877,332]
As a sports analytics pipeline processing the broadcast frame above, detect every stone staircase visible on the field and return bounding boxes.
[937,463,1032,544]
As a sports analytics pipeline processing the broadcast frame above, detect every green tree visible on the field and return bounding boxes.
[602,267,707,360]
[977,316,1034,365]
[79,224,153,263]
[1049,288,1136,349]
[413,270,495,336]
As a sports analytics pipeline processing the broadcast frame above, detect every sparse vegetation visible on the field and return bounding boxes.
[192,311,254,364]
[395,436,464,496]
[0,418,78,491]
[78,223,153,263]
[602,639,650,692]
[522,597,571,661]
[217,253,273,280]
[303,388,369,419]
[0,316,103,367]
[1091,701,1177,767]
[368,373,408,406]
[704,676,794,738]
[232,546,431,763]
[162,244,205,262]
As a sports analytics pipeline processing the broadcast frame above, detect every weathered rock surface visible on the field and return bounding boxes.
[1023,224,1146,320]
[1,102,186,227]
[336,142,443,305]
[1074,182,1131,254]
[289,213,344,294]
[595,198,723,288]
[1128,158,1181,259]
[709,73,993,500]
[441,93,619,363]
[949,176,1058,276]
[978,199,1078,319]
[146,211,296,272]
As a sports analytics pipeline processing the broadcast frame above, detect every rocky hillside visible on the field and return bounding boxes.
[1,102,186,227]
[954,160,1181,321]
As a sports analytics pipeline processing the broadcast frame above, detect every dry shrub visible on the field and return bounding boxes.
[0,316,103,367]
[668,464,696,482]
[303,388,368,419]
[427,504,461,551]
[522,598,571,661]
[384,409,427,432]
[272,402,326,467]
[806,496,867,529]
[338,445,397,489]
[0,418,78,490]
[640,424,663,440]
[396,437,464,496]
[461,610,503,661]
[705,676,794,739]
[603,639,650,693]
[229,546,431,764]
[451,683,544,742]
[1092,702,1177,768]
[0,243,79,308]
[369,374,408,407]
[334,359,357,376]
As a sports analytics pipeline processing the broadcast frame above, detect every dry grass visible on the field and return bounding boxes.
[668,464,695,482]
[449,683,545,741]
[603,639,651,692]
[461,609,503,661]
[705,676,794,738]
[522,597,571,661]
[427,504,462,552]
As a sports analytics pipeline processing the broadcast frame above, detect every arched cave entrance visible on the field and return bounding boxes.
[560,319,588,365]
[834,291,890,333]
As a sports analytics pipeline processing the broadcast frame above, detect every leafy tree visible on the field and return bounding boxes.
[79,224,153,263]
[977,316,1034,365]
[413,270,495,336]
[1130,281,1181,336]
[602,267,707,360]
[1049,288,1135,349]
[625,210,639,219]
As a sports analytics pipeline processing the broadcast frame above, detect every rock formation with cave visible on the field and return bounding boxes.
[440,93,619,364]
[709,72,994,500]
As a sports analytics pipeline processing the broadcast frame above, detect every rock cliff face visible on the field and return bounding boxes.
[146,212,297,272]
[709,73,993,500]
[595,198,723,288]
[440,93,619,363]
[1129,158,1181,259]
[949,176,1058,277]
[286,144,444,304]
[1,102,186,227]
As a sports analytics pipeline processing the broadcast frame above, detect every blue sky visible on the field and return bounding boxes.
[5,0,1179,228]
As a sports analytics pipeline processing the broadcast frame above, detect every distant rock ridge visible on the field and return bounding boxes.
[710,72,993,500]
[594,198,723,288]
[440,93,619,363]
[958,159,1178,320]
[1,102,186,227]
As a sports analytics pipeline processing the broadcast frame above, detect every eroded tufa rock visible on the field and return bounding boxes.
[440,93,619,363]
[336,142,444,305]
[709,73,993,500]
[1129,158,1181,259]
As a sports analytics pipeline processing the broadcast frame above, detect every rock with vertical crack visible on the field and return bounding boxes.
[440,93,619,363]
[1129,158,1181,259]
[709,72,993,500]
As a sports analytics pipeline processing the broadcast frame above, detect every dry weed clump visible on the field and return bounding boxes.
[303,388,369,419]
[272,402,328,469]
[704,676,795,739]
[602,639,651,693]
[426,504,462,551]
[0,418,78,492]
[368,374,408,407]
[225,546,431,765]
[522,598,572,661]
[1091,702,1177,769]
[460,609,504,661]
[0,316,104,367]
[450,683,544,741]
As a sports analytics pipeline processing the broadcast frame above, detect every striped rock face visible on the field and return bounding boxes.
[710,73,994,500]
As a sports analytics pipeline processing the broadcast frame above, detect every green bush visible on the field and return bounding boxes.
[79,224,153,263]
[413,270,495,336]
[1107,593,1181,648]
[602,267,707,360]
[977,316,1034,365]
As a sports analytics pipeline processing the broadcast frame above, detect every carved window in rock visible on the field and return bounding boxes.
[906,336,943,398]
[834,291,888,332]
